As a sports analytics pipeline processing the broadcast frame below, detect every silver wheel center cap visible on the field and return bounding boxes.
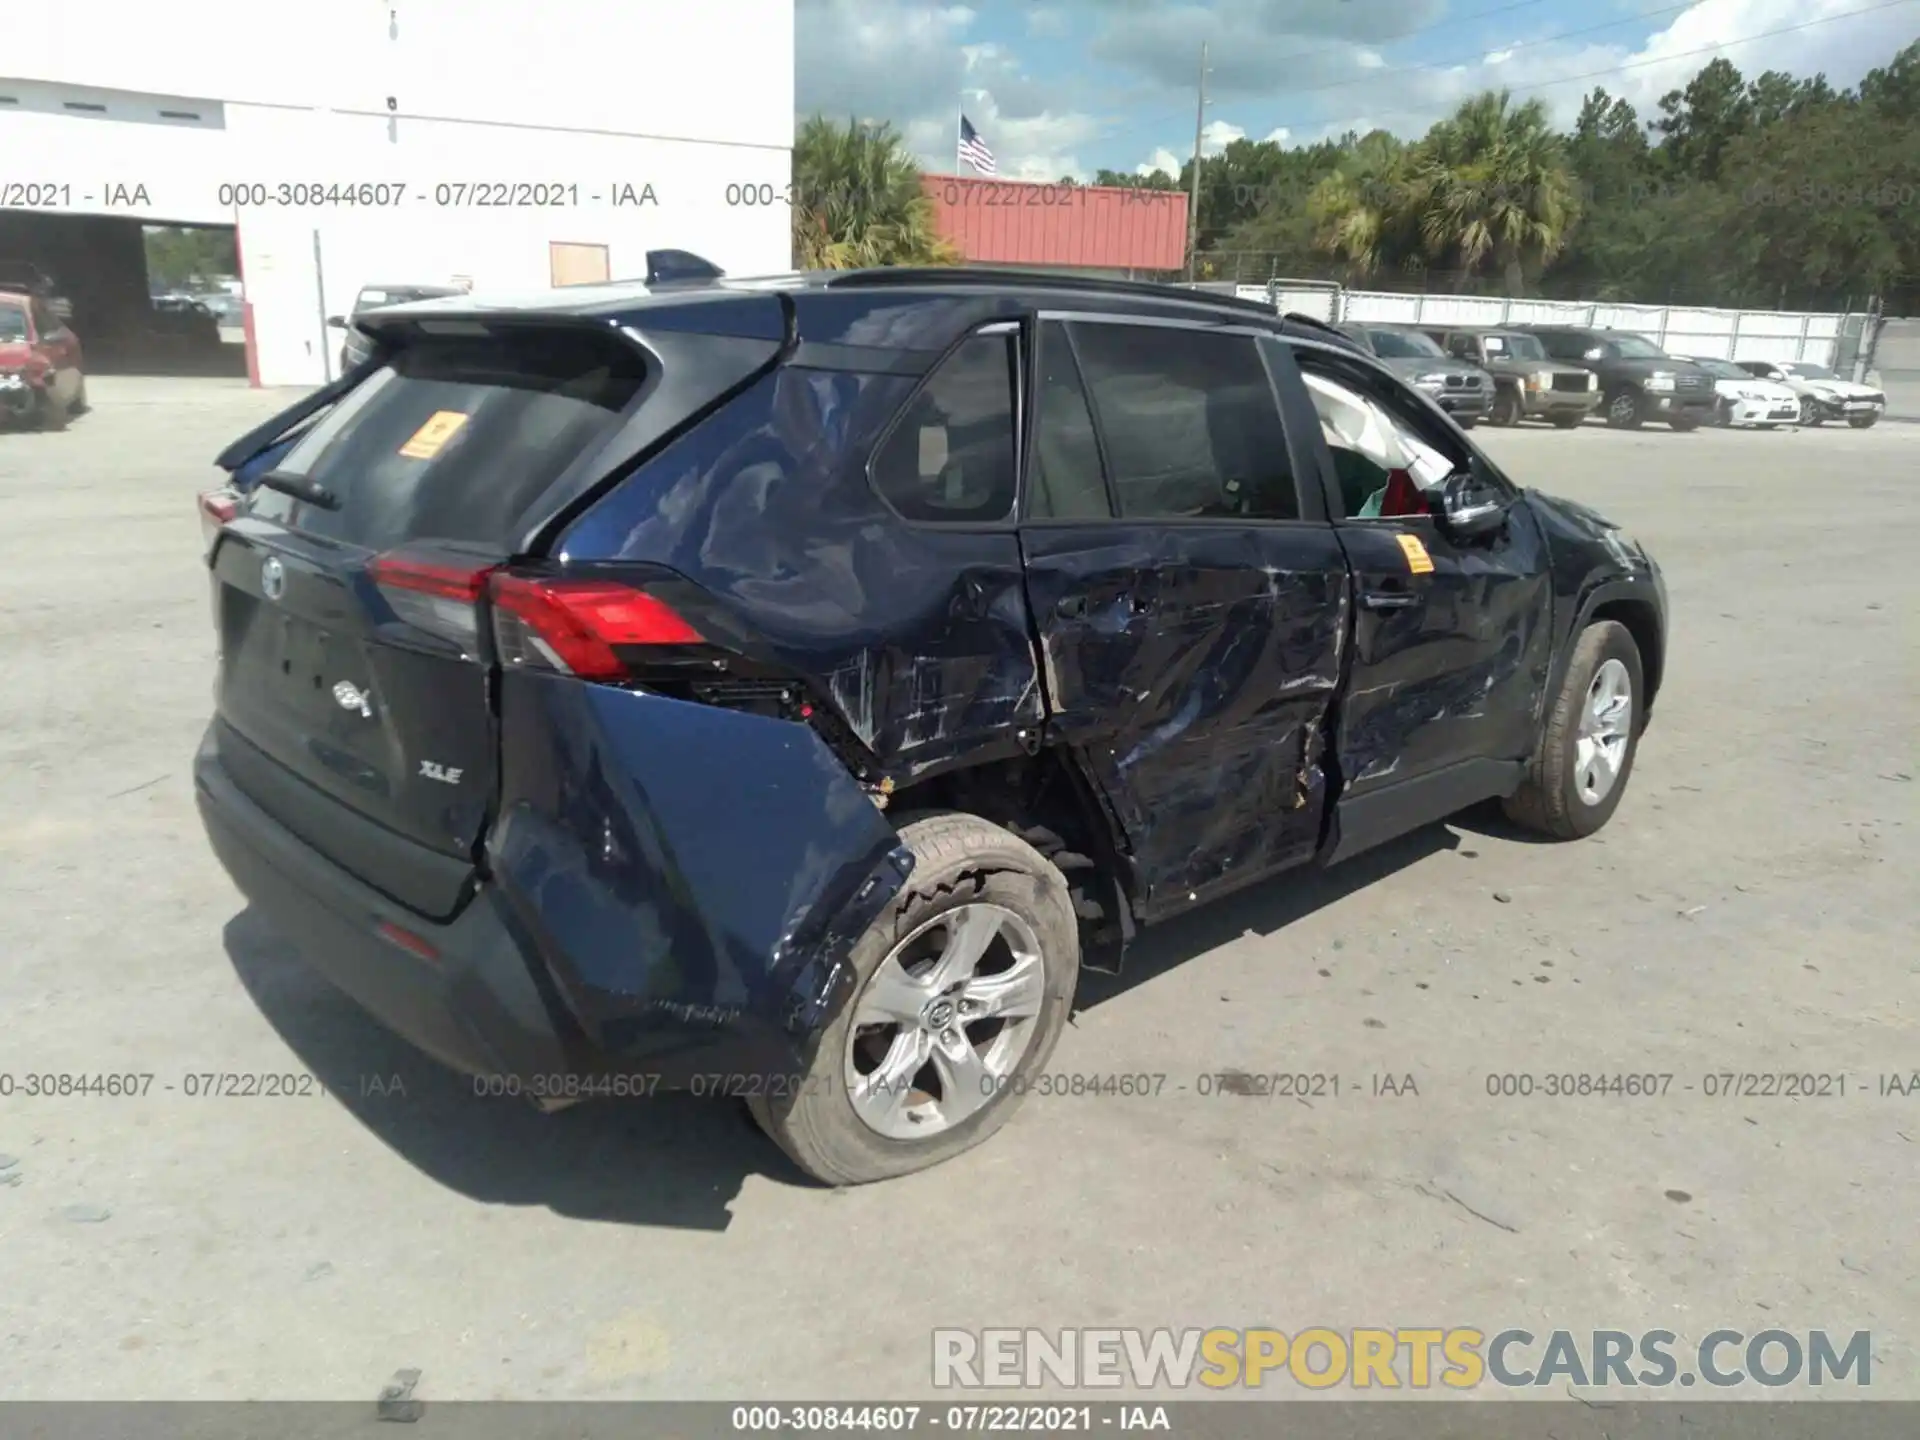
[923,998,956,1031]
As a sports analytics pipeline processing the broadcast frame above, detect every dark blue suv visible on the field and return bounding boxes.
[195,264,1667,1185]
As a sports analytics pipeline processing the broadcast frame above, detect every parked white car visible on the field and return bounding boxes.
[1678,356,1803,428]
[1736,360,1885,429]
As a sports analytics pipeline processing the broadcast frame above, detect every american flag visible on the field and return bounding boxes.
[958,114,997,176]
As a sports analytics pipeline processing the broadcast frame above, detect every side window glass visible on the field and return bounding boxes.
[1300,363,1463,520]
[1027,322,1111,520]
[1069,323,1299,522]
[871,331,1018,524]
[1446,335,1475,360]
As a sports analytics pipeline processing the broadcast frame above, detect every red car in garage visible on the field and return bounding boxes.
[0,288,88,431]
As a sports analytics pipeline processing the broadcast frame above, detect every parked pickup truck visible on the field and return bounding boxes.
[1422,324,1601,428]
[194,267,1669,1186]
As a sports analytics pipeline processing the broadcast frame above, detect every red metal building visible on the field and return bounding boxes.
[920,174,1189,278]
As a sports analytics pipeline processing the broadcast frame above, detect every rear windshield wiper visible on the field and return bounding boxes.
[255,470,342,510]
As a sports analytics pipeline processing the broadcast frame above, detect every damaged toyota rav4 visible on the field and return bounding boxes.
[194,267,1667,1186]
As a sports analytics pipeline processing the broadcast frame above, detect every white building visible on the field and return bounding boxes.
[2,0,795,385]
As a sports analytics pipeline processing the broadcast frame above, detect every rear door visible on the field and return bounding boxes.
[1019,315,1348,915]
[208,323,652,918]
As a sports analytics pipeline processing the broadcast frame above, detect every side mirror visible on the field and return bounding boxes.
[1434,470,1510,541]
[325,315,346,329]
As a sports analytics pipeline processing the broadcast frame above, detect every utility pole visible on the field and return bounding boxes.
[1185,41,1209,282]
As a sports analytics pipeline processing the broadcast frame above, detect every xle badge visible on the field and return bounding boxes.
[419,761,464,785]
[1396,533,1435,575]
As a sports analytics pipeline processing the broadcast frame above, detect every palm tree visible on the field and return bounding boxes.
[1407,92,1581,293]
[1306,130,1416,279]
[791,116,961,269]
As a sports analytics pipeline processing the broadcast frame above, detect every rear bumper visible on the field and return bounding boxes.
[194,721,858,1091]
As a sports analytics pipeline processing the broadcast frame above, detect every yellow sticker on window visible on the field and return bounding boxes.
[398,410,470,460]
[1396,532,1435,574]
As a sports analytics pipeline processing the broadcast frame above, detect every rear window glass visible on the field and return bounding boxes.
[248,327,645,551]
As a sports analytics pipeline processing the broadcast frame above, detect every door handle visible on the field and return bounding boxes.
[1055,594,1088,619]
[1361,590,1419,611]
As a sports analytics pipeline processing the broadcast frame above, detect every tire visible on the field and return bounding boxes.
[1502,620,1645,841]
[748,810,1081,1186]
[1456,415,1477,430]
[68,379,89,417]
[1491,387,1521,426]
[1848,414,1878,429]
[1604,387,1642,429]
[1713,399,1732,428]
[1668,413,1700,432]
[1550,413,1584,429]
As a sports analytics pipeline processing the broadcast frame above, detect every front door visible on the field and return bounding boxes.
[1018,315,1348,916]
[1289,345,1554,860]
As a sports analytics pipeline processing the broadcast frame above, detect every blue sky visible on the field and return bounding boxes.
[795,0,1919,180]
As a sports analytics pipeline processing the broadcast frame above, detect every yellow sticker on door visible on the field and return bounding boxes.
[1396,532,1436,574]
[398,410,470,460]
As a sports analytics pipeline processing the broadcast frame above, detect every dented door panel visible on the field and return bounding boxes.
[1023,522,1348,915]
[556,368,1045,782]
[490,671,913,1065]
[1333,503,1554,796]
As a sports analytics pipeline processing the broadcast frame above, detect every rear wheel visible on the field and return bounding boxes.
[1503,621,1644,840]
[749,811,1080,1186]
[1604,388,1643,429]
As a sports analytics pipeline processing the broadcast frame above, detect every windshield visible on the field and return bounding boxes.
[0,305,28,342]
[1366,329,1445,359]
[1487,333,1546,360]
[1786,362,1836,379]
[1609,334,1668,359]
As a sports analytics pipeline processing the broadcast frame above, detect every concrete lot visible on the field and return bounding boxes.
[1,379,1915,1401]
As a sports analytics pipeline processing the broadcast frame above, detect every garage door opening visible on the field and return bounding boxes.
[0,211,246,377]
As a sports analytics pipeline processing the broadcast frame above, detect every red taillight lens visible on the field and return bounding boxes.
[198,487,240,557]
[369,550,495,651]
[488,574,704,680]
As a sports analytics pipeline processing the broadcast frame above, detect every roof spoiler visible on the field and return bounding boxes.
[645,249,727,288]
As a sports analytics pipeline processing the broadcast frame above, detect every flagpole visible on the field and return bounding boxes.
[956,93,964,174]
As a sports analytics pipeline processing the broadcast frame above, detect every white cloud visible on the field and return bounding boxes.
[1139,146,1186,177]
[1025,6,1070,37]
[1263,126,1292,143]
[1484,48,1514,66]
[798,0,1107,180]
[1202,119,1246,151]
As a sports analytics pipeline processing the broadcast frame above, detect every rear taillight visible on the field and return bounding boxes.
[488,574,704,680]
[369,551,493,651]
[198,487,240,557]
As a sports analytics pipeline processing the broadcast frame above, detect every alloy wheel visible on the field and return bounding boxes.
[843,903,1048,1140]
[1574,658,1633,806]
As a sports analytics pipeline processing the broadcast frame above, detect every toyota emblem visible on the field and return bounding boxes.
[261,556,286,601]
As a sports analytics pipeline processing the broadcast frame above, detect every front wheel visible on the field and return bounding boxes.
[1713,399,1733,428]
[1550,413,1584,429]
[1604,388,1643,429]
[749,811,1080,1186]
[1503,620,1644,840]
[1456,415,1478,430]
[1848,413,1879,429]
[1668,412,1700,432]
[1491,388,1522,427]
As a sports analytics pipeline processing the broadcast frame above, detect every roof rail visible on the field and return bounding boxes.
[819,266,1284,319]
[1279,311,1363,348]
